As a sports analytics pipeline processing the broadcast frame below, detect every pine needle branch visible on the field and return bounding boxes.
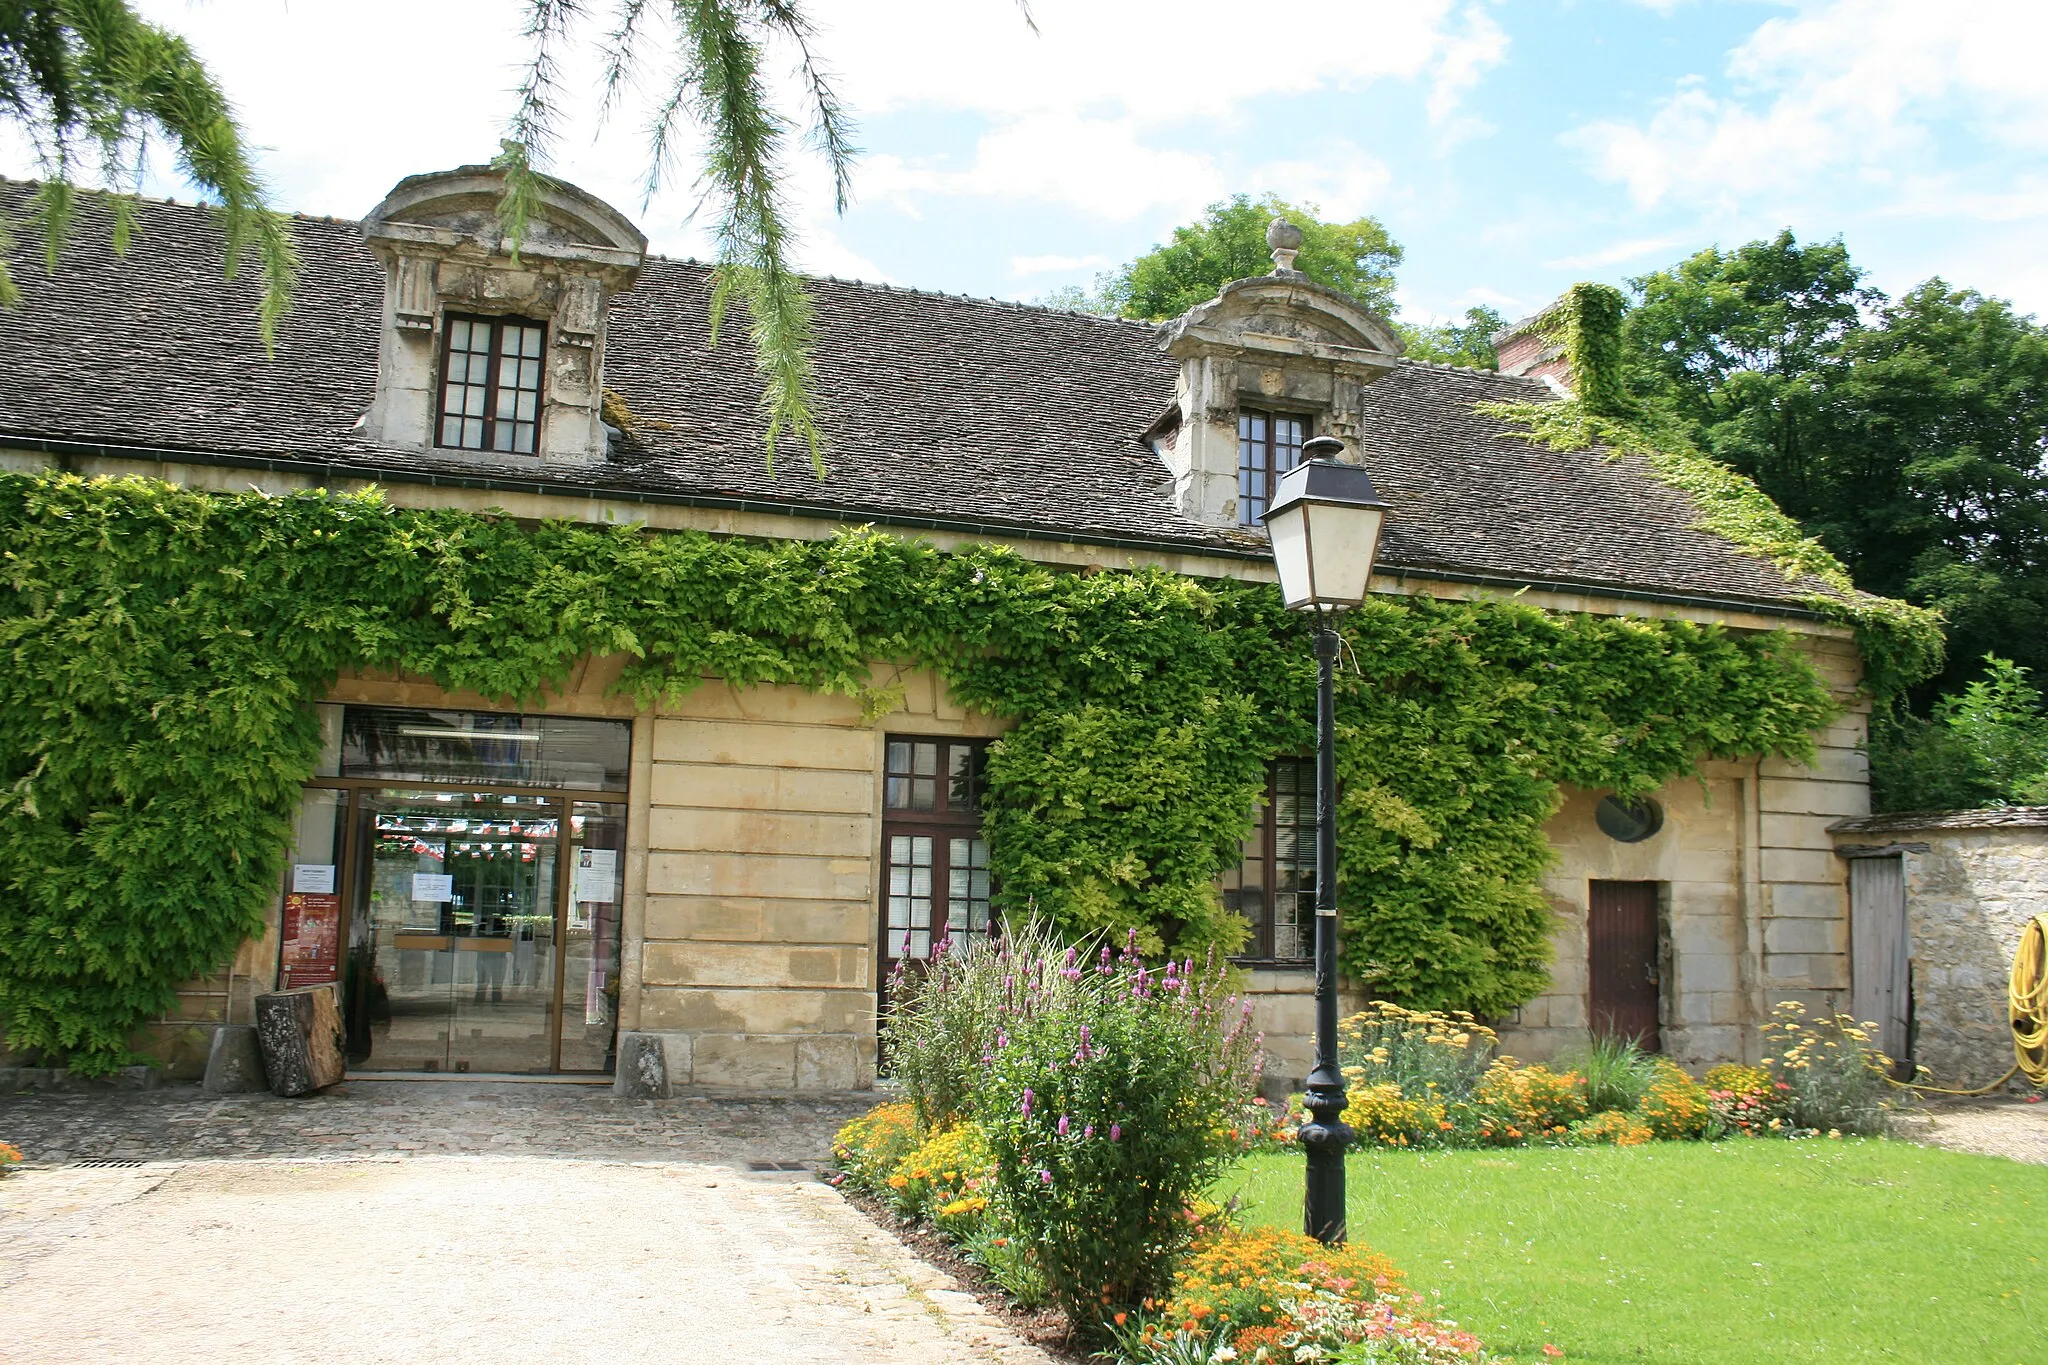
[0,0,297,349]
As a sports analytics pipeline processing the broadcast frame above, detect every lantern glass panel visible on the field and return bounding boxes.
[1303,500,1385,608]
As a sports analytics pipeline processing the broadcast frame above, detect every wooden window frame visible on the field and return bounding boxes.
[878,737,993,968]
[1225,757,1317,965]
[437,313,547,454]
[1236,407,1311,526]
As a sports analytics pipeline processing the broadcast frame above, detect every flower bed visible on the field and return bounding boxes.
[1258,1000,1895,1152]
[834,926,1502,1361]
[833,1111,1498,1363]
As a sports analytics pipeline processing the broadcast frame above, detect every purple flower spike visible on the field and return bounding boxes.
[1057,1115,1070,1136]
[1084,1124,1095,1139]
[1109,1123,1121,1142]
[1039,1169,1053,1185]
[1021,1087,1034,1119]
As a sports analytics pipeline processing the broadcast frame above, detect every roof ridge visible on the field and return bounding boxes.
[1394,355,1537,382]
[0,179,1159,332]
[799,271,1155,330]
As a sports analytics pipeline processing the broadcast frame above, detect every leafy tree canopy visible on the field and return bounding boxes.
[0,0,295,342]
[1625,232,2048,710]
[1871,656,2048,811]
[1396,305,1503,370]
[1099,192,1402,321]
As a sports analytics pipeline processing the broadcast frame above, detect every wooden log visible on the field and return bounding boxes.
[254,985,346,1097]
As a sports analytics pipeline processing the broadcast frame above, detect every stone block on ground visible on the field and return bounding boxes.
[203,1024,270,1094]
[255,985,345,1097]
[614,1031,670,1098]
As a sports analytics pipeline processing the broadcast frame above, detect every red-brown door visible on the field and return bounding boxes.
[1589,880,1662,1050]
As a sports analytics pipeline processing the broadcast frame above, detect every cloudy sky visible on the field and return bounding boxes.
[11,0,2047,324]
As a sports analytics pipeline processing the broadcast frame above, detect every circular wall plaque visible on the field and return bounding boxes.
[1596,794,1664,843]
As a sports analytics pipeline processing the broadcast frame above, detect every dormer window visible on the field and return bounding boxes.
[1237,409,1307,524]
[438,314,547,453]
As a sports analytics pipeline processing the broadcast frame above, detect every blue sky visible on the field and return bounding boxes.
[10,0,2046,324]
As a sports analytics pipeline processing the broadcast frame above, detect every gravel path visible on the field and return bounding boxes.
[0,1083,1056,1364]
[1893,1096,2048,1165]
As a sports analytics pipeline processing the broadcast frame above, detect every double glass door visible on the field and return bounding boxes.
[327,788,624,1074]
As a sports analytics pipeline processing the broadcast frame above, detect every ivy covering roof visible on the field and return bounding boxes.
[0,184,1837,614]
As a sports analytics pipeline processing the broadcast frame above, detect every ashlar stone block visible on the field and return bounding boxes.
[693,1034,797,1088]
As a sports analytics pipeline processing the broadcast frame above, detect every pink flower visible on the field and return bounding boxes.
[1057,1115,1070,1137]
[1109,1123,1121,1142]
[1084,1124,1095,1139]
[1039,1169,1053,1184]
[1020,1088,1033,1119]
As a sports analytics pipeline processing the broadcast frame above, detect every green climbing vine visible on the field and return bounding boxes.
[1,470,1840,1072]
[1480,283,1943,699]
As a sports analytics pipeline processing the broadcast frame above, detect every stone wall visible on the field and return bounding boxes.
[631,667,1006,1091]
[1829,811,2048,1089]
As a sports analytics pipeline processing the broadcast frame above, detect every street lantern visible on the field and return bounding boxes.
[1263,449,1391,612]
[1260,435,1390,1246]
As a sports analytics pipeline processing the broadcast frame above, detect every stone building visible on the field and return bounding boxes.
[1830,807,2048,1088]
[0,166,1874,1088]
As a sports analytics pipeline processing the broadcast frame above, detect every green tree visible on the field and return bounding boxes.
[0,0,295,340]
[1100,192,1402,320]
[1625,233,2048,702]
[1396,305,1503,369]
[1871,656,2048,810]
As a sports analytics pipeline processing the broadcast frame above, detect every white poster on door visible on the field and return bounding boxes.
[572,847,617,904]
[411,872,454,902]
[291,863,336,894]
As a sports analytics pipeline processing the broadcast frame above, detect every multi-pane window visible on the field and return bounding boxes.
[1237,409,1307,525]
[881,737,991,962]
[1222,758,1316,961]
[439,314,545,453]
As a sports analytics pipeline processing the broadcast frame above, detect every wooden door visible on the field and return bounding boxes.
[1849,855,1910,1066]
[1589,880,1662,1050]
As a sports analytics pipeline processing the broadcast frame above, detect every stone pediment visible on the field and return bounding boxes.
[1158,275,1404,367]
[363,166,647,274]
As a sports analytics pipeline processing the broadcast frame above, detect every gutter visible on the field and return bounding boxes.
[1384,566,1829,623]
[6,432,1830,624]
[9,433,1269,561]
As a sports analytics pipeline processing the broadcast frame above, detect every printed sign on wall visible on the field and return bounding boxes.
[412,873,454,902]
[572,847,618,904]
[281,891,341,989]
[291,864,336,894]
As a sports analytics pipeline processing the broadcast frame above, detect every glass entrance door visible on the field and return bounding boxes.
[348,790,562,1073]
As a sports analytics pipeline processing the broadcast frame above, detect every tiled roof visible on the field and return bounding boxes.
[1831,807,2048,835]
[0,184,1837,612]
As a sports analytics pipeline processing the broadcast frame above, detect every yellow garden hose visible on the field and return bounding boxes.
[2009,915,2048,1086]
[1887,913,2048,1096]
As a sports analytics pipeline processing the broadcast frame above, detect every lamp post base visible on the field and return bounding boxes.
[1300,1103,1354,1245]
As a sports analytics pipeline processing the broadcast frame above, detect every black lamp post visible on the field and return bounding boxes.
[1260,438,1391,1246]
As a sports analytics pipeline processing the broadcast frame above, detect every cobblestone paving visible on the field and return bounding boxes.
[0,1079,874,1167]
[0,1082,1056,1364]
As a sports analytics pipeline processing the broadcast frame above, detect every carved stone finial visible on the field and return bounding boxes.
[1266,217,1304,275]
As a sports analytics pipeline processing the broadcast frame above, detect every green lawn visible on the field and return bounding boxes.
[1223,1141,2047,1364]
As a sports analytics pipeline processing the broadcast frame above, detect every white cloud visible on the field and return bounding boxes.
[1011,253,1110,276]
[1249,145,1397,222]
[26,0,1504,274]
[861,113,1225,221]
[1570,0,2048,212]
[1544,236,1690,272]
[812,0,1502,127]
